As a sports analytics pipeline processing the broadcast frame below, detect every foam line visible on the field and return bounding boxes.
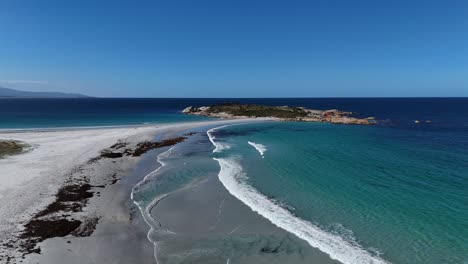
[208,125,389,264]
[207,123,250,153]
[248,141,267,158]
[207,125,232,153]
[131,146,176,264]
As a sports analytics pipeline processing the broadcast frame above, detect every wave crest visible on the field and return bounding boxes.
[208,125,389,264]
[248,141,267,158]
[207,126,231,153]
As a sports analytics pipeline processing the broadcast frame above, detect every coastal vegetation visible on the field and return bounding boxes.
[207,103,309,119]
[0,140,29,158]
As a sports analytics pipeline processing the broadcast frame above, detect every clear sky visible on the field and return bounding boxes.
[0,0,467,97]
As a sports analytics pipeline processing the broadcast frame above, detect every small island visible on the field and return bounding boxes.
[182,103,376,125]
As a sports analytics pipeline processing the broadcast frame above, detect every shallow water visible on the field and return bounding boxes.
[131,130,339,264]
[132,117,467,264]
[9,98,465,264]
[210,121,468,264]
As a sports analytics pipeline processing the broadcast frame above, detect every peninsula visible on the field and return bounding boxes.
[182,103,376,125]
[0,87,89,98]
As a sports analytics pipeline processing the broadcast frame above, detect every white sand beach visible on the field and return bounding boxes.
[0,119,266,263]
[0,126,158,244]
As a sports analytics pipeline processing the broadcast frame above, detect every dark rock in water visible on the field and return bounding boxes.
[260,246,281,254]
[92,136,188,161]
[132,136,187,157]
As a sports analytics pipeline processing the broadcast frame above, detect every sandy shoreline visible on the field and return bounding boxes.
[147,142,339,264]
[128,124,340,264]
[0,119,268,263]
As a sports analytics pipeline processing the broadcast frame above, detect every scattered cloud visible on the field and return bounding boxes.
[0,80,48,84]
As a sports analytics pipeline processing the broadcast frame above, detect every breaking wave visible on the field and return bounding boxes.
[248,141,267,158]
[209,125,389,264]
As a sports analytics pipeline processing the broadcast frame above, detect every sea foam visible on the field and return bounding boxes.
[207,126,231,153]
[247,141,267,158]
[209,125,389,264]
[131,146,176,263]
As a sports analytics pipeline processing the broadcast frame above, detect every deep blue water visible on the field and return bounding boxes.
[1,98,468,131]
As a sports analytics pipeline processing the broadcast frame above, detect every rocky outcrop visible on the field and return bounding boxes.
[182,104,376,125]
[182,106,194,113]
[183,106,210,114]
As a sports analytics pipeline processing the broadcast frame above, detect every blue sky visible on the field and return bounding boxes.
[0,0,467,97]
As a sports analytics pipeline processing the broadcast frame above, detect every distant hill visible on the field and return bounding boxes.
[0,87,89,98]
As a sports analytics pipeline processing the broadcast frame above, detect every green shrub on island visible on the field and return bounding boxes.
[207,103,309,118]
[183,103,375,125]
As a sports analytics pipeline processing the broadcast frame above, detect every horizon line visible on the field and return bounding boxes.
[2,96,468,99]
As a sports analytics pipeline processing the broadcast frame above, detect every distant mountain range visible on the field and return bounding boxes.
[0,87,89,98]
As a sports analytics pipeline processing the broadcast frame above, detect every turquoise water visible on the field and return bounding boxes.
[131,120,467,264]
[131,129,339,264]
[212,122,468,264]
[10,98,465,263]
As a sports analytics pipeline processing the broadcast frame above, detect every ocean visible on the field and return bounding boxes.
[2,98,467,263]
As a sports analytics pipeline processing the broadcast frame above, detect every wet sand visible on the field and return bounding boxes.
[138,129,339,264]
[1,118,340,264]
[0,119,268,263]
[150,166,339,264]
[23,149,159,264]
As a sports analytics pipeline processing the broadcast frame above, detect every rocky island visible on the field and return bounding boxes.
[182,103,376,125]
